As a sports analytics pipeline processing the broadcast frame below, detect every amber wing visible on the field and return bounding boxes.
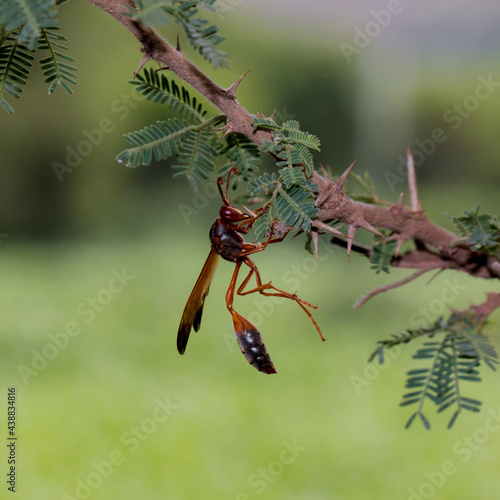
[177,250,220,354]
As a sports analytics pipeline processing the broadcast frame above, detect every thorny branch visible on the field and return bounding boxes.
[87,0,500,320]
[85,0,272,144]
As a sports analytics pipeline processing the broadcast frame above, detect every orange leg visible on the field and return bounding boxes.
[235,256,325,341]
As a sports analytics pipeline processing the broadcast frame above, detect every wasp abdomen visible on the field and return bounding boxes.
[231,312,277,374]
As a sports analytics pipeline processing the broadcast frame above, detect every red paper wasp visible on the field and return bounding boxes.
[177,167,325,374]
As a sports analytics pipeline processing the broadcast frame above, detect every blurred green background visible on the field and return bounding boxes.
[1,1,500,499]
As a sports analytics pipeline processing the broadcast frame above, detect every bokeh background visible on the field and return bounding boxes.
[1,1,500,498]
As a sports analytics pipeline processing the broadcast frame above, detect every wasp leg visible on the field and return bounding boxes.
[236,256,325,341]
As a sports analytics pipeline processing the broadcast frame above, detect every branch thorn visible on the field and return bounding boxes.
[407,149,422,213]
[312,220,344,237]
[216,122,235,138]
[384,233,406,257]
[346,223,358,261]
[337,159,358,190]
[132,54,153,80]
[311,230,320,259]
[226,70,250,99]
[396,192,404,207]
[320,163,330,179]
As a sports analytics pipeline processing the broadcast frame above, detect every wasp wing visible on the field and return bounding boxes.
[177,250,220,354]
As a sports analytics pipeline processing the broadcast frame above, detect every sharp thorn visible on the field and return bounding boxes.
[320,163,330,179]
[397,192,404,207]
[312,231,320,260]
[312,220,344,237]
[132,54,151,80]
[215,122,235,138]
[395,237,405,257]
[226,70,250,99]
[346,224,357,261]
[407,149,422,212]
[337,159,358,189]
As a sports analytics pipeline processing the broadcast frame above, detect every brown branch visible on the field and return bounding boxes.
[86,0,500,297]
[312,166,456,251]
[314,164,500,281]
[467,292,500,325]
[85,0,272,145]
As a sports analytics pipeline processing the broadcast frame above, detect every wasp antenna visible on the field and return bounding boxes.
[224,167,238,203]
[217,176,228,205]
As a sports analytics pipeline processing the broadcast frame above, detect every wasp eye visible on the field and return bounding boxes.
[220,205,247,222]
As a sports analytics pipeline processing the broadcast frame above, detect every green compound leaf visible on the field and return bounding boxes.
[131,68,207,122]
[370,236,398,274]
[0,0,57,50]
[449,206,500,255]
[37,27,77,94]
[371,312,498,429]
[172,127,218,189]
[0,28,34,112]
[219,133,261,182]
[117,118,197,167]
[130,0,228,68]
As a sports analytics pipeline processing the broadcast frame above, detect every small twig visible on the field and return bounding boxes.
[85,0,272,145]
[353,268,432,309]
[469,292,500,324]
